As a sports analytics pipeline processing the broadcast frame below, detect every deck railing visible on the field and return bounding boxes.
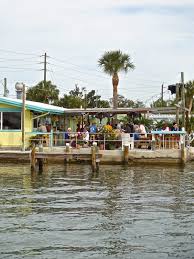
[26,130,189,151]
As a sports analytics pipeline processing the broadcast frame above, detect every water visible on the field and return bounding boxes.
[0,163,194,259]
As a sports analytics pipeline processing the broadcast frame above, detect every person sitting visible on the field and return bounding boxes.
[83,127,89,147]
[171,122,180,148]
[162,123,170,131]
[139,124,146,134]
[90,122,97,140]
[64,127,71,144]
[90,122,97,133]
[124,123,133,134]
[38,123,47,133]
[171,122,179,131]
[133,125,140,141]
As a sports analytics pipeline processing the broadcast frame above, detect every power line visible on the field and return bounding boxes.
[0,57,39,62]
[50,55,169,84]
[0,66,40,71]
[0,48,39,57]
[49,64,163,88]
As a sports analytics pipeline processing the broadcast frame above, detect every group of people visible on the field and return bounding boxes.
[37,119,182,148]
[62,121,149,147]
[161,122,180,132]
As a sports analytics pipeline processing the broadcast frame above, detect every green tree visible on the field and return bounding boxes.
[98,100,110,108]
[185,80,194,131]
[69,84,84,98]
[58,94,83,108]
[110,94,144,108]
[26,81,59,104]
[86,90,110,108]
[150,98,176,108]
[58,86,110,109]
[86,90,101,108]
[151,98,168,108]
[98,50,135,109]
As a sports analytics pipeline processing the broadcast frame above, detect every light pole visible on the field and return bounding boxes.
[15,82,26,151]
[181,72,185,129]
[83,88,87,110]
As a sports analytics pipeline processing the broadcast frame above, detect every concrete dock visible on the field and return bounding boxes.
[0,146,193,166]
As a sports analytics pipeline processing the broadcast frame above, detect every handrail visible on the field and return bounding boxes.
[25,130,188,150]
[151,130,186,135]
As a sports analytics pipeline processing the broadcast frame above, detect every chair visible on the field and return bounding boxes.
[121,133,134,150]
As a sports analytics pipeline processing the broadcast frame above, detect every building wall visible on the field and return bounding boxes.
[0,103,33,148]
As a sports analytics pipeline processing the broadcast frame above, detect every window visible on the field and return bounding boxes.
[1,112,21,130]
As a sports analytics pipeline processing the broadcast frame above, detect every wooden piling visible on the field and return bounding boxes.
[123,145,129,164]
[181,143,187,164]
[65,143,71,162]
[30,144,36,171]
[91,146,96,171]
[180,135,187,164]
[151,140,156,151]
[37,158,43,172]
[38,144,44,172]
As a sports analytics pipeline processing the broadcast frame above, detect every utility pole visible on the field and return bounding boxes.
[176,83,180,125]
[22,83,26,151]
[96,90,98,108]
[181,72,185,129]
[161,84,164,107]
[44,52,47,86]
[3,78,8,97]
[84,88,87,110]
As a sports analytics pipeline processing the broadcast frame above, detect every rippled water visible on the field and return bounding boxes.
[0,163,194,259]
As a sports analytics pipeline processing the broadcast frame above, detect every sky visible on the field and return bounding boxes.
[0,0,194,104]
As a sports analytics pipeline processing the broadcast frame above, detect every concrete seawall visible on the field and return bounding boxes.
[98,149,184,164]
[188,147,194,161]
[0,147,192,165]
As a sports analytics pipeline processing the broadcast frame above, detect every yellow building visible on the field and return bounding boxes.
[0,97,65,149]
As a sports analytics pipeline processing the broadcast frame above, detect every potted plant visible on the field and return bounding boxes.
[100,125,117,150]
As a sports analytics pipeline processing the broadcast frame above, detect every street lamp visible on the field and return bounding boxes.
[15,82,26,151]
[83,88,87,110]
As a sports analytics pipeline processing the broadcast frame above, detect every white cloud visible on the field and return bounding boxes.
[0,0,193,103]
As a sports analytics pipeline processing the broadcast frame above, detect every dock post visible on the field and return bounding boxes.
[123,145,129,164]
[38,144,44,172]
[91,142,98,171]
[38,158,43,172]
[50,129,53,149]
[65,143,71,162]
[180,135,187,164]
[30,144,36,171]
[151,140,156,151]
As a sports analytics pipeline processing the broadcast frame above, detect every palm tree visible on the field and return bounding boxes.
[98,50,135,109]
[26,81,59,104]
[185,80,194,131]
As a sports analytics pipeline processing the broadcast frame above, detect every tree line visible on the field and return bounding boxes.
[26,81,144,109]
[26,49,194,124]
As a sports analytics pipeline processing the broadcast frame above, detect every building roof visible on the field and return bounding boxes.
[63,107,176,115]
[0,97,66,114]
[0,97,177,115]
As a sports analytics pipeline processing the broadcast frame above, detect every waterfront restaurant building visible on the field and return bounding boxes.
[0,97,66,148]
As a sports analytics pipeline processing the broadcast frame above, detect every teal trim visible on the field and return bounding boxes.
[0,98,64,115]
[0,108,21,112]
[151,131,186,134]
[0,98,22,107]
[27,105,64,114]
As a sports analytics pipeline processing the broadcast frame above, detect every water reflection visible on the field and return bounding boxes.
[0,163,194,258]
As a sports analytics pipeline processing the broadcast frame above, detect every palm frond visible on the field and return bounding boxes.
[98,50,135,76]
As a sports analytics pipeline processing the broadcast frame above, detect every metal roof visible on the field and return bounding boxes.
[0,97,177,115]
[0,97,66,114]
[63,107,176,115]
